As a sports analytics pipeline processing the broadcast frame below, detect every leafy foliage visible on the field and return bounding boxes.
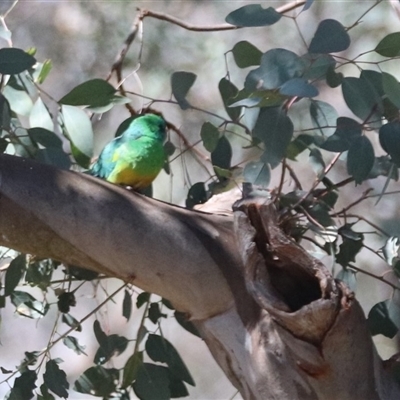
[2,1,400,398]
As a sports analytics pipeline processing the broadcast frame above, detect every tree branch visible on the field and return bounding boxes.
[0,154,241,320]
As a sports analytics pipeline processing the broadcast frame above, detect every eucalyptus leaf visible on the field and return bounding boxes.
[0,48,36,75]
[226,4,281,27]
[253,107,293,168]
[231,41,262,68]
[309,19,350,53]
[245,48,305,91]
[347,135,374,184]
[375,32,400,57]
[171,71,196,110]
[61,104,93,159]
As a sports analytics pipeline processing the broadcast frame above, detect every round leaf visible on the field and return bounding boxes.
[245,48,305,91]
[219,78,240,121]
[171,71,196,110]
[279,78,318,97]
[225,5,281,27]
[342,77,383,123]
[310,100,338,137]
[243,160,271,187]
[231,41,262,68]
[347,135,374,184]
[253,107,293,169]
[0,48,36,75]
[375,32,400,57]
[200,122,220,152]
[309,19,350,53]
[379,121,400,167]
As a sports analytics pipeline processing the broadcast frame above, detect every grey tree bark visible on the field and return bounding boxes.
[0,154,398,399]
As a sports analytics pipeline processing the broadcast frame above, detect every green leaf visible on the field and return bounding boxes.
[301,53,336,80]
[25,260,53,291]
[57,291,76,313]
[303,0,315,11]
[36,59,52,84]
[59,79,121,108]
[63,336,87,355]
[245,48,305,91]
[253,107,293,169]
[23,351,40,366]
[326,66,343,88]
[61,313,82,331]
[309,19,350,53]
[3,86,33,116]
[133,363,171,400]
[309,149,325,177]
[35,148,71,170]
[379,121,400,167]
[38,384,56,400]
[286,134,314,160]
[243,160,271,187]
[211,136,232,171]
[186,182,208,209]
[28,128,62,148]
[66,265,99,281]
[219,78,240,121]
[279,78,318,97]
[136,292,150,308]
[174,311,201,338]
[0,48,36,74]
[375,32,400,57]
[231,41,262,68]
[336,268,357,292]
[200,122,220,152]
[4,254,26,296]
[310,100,338,137]
[74,366,119,397]
[342,77,383,124]
[122,289,132,321]
[225,4,281,27]
[29,97,53,131]
[43,360,69,398]
[93,319,107,346]
[145,334,195,385]
[0,93,11,131]
[11,290,48,319]
[336,226,363,267]
[168,372,189,398]
[347,136,374,184]
[148,302,167,324]
[320,117,362,152]
[382,237,400,266]
[94,333,129,365]
[122,352,143,388]
[171,71,196,110]
[382,72,400,109]
[0,26,11,42]
[368,300,398,338]
[61,104,93,159]
[9,370,37,400]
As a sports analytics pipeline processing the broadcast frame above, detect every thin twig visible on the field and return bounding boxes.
[291,153,342,211]
[330,188,373,216]
[337,213,390,238]
[348,263,400,291]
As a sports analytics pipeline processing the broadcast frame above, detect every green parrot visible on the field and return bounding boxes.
[90,113,167,189]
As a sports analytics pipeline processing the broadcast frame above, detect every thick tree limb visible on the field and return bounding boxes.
[0,154,399,399]
[0,154,242,319]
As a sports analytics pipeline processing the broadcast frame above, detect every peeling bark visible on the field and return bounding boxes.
[0,154,399,399]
